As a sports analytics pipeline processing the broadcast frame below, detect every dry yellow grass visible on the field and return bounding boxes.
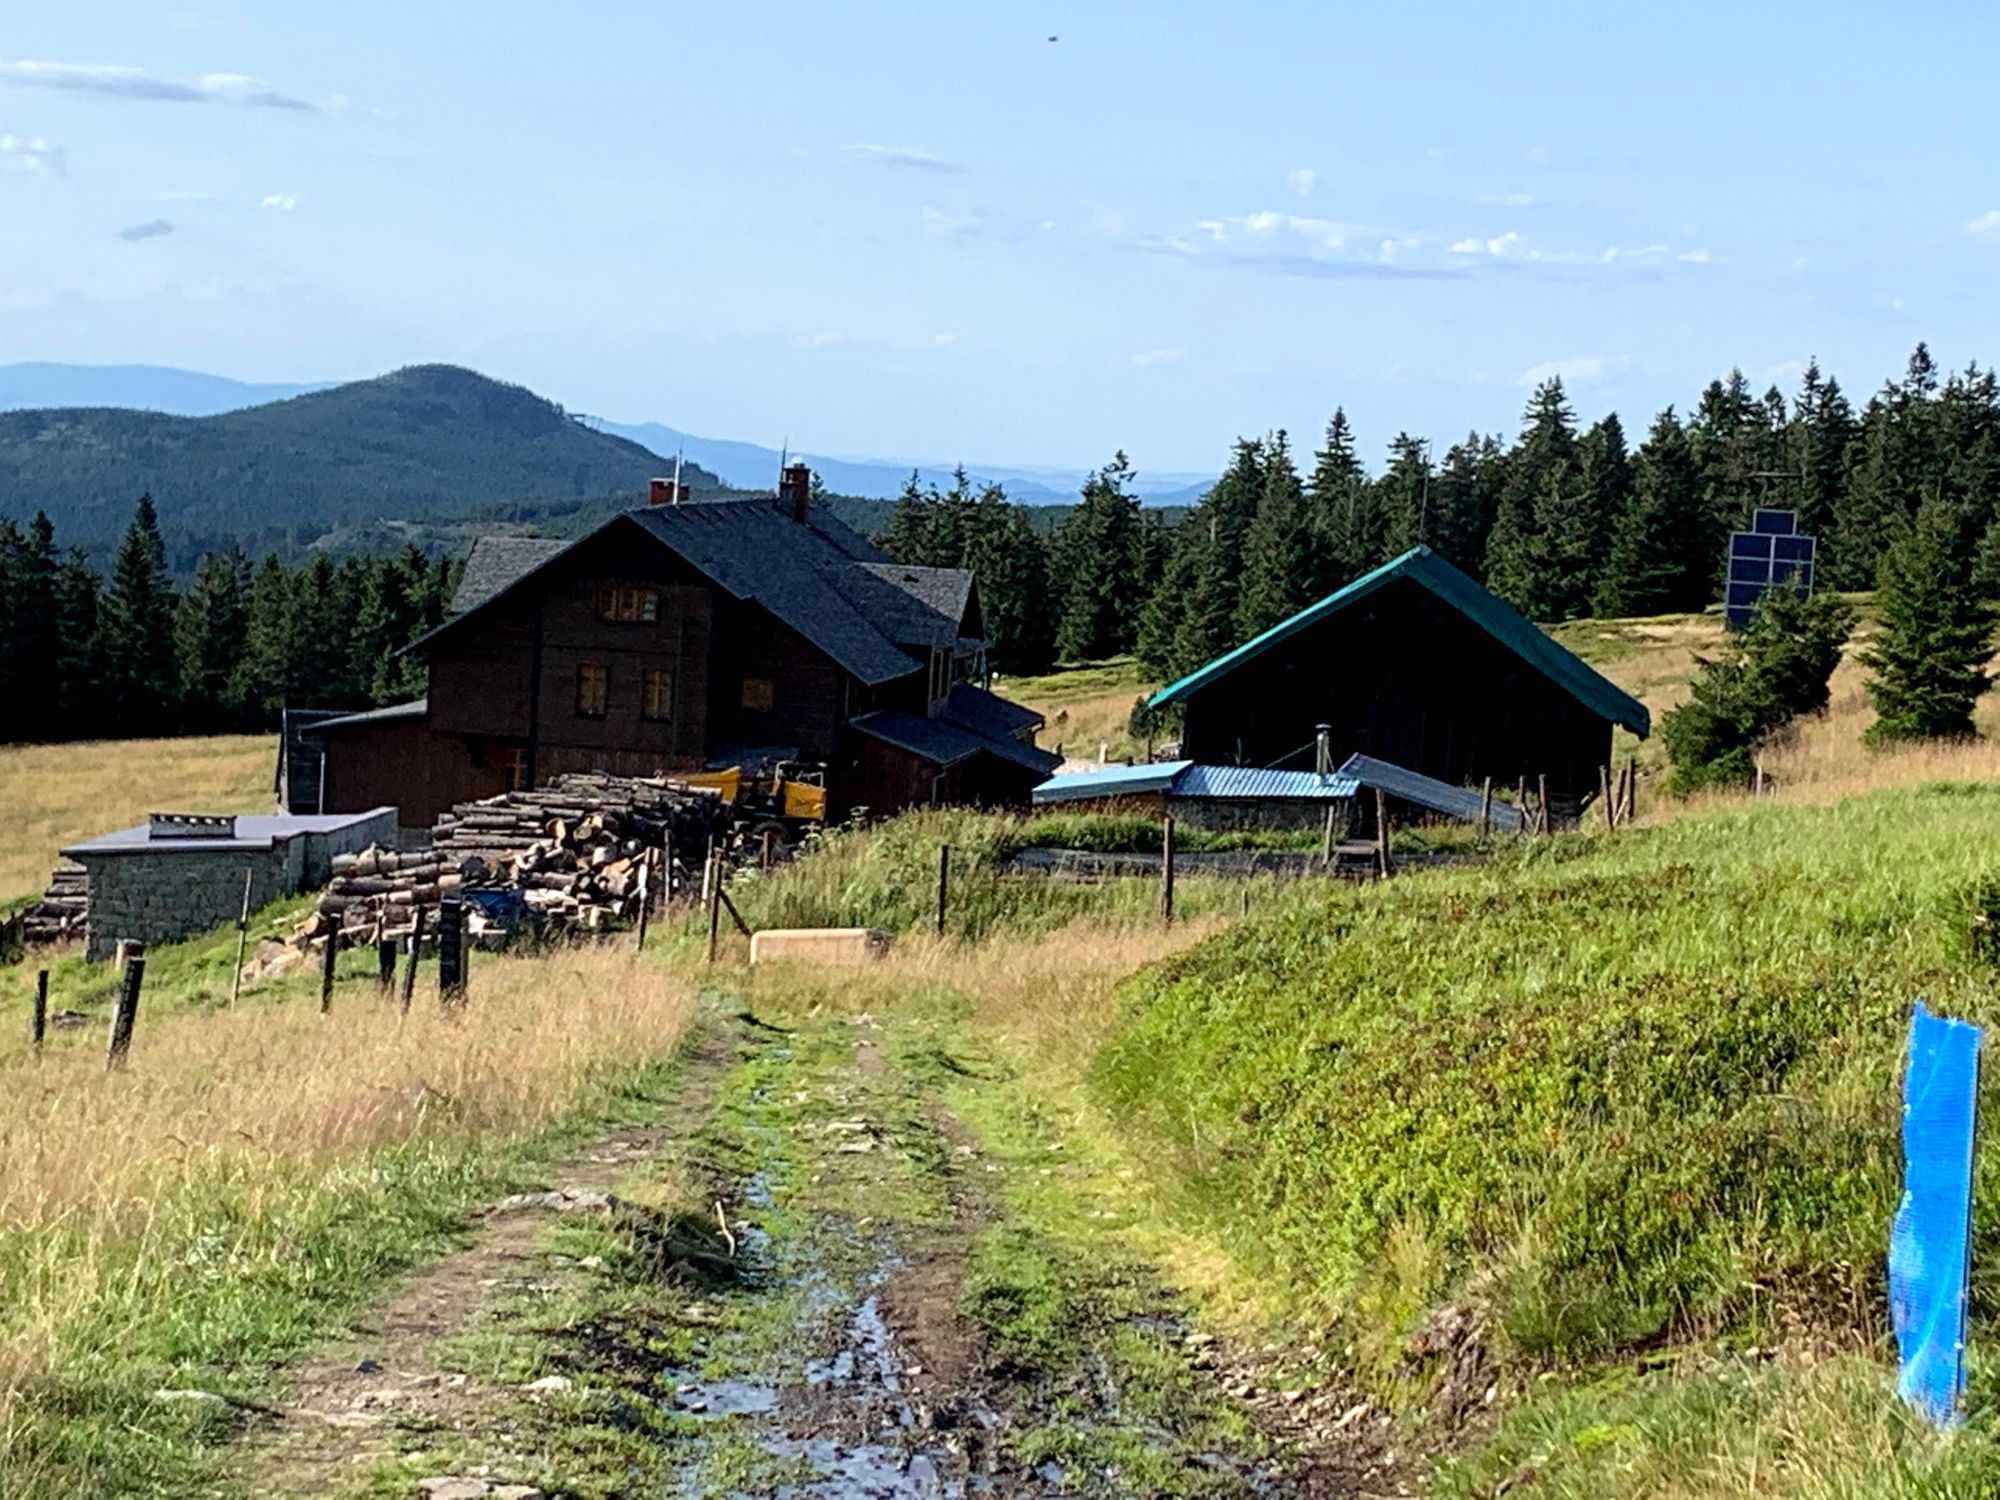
[0,734,277,904]
[0,941,695,1461]
[999,658,1159,765]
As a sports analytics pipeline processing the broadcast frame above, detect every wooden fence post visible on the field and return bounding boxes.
[1320,805,1337,867]
[705,854,724,964]
[319,930,338,1014]
[400,906,425,1015]
[1479,777,1493,837]
[1516,776,1528,836]
[32,968,47,1059]
[107,949,144,1069]
[1537,774,1550,836]
[762,830,775,872]
[229,867,254,1009]
[437,897,466,1004]
[1600,765,1615,831]
[1621,760,1637,822]
[937,845,951,937]
[1161,816,1176,925]
[1375,788,1393,879]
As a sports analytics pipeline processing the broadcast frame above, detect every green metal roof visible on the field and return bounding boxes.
[1148,546,1650,736]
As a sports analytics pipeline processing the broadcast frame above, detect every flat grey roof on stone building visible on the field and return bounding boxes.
[63,808,398,857]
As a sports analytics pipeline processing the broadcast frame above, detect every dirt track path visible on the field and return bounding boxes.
[223,1004,1393,1498]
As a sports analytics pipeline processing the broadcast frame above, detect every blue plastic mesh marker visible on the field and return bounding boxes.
[1889,1002,1982,1427]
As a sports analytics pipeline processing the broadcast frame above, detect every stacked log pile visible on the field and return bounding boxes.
[295,772,734,951]
[21,862,89,946]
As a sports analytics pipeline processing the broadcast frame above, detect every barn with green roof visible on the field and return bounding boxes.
[1147,546,1648,799]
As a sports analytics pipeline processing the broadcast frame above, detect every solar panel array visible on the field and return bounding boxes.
[1725,508,1818,628]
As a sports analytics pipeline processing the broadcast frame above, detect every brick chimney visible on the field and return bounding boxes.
[781,463,812,524]
[648,477,685,507]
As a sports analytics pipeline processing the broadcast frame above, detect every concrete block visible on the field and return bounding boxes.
[748,928,892,967]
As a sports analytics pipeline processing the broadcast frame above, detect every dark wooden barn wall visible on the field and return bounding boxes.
[318,720,508,829]
[1178,579,1613,794]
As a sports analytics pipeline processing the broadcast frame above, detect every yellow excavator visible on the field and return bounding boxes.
[679,758,827,844]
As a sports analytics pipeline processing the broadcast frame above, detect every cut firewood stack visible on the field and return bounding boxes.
[21,862,88,946]
[294,771,736,952]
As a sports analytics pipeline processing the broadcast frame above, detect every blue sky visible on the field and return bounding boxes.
[4,3,1999,477]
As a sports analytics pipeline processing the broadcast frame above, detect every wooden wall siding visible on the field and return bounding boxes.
[707,596,849,760]
[320,720,508,829]
[845,734,940,819]
[427,600,536,737]
[1178,578,1612,794]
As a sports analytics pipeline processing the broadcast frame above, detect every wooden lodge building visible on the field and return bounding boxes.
[1147,546,1648,799]
[310,468,1059,828]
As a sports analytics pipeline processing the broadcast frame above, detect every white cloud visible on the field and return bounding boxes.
[842,142,960,173]
[1477,191,1535,207]
[1452,231,1532,259]
[919,205,982,236]
[117,218,174,242]
[259,192,300,211]
[1129,348,1183,368]
[1286,167,1316,198]
[1516,353,1610,387]
[1967,208,2000,241]
[1677,247,1713,264]
[0,132,65,174]
[1599,243,1669,264]
[1,59,314,110]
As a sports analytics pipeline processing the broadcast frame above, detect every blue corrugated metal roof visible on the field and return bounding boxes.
[1032,760,1191,805]
[1032,761,1359,806]
[1338,753,1525,831]
[1147,546,1650,737]
[1173,764,1358,801]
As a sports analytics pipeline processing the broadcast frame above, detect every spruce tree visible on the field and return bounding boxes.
[175,545,252,730]
[1863,498,1995,741]
[1832,345,1945,588]
[1379,433,1434,555]
[1596,408,1711,616]
[1428,433,1502,577]
[1235,431,1312,637]
[99,494,180,735]
[1787,359,1857,542]
[51,545,103,739]
[1484,379,1578,614]
[1051,453,1144,662]
[1663,585,1851,793]
[962,485,1057,674]
[881,472,943,565]
[234,554,295,719]
[1305,412,1386,589]
[1169,438,1266,668]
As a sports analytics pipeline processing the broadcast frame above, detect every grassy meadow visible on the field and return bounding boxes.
[0,734,277,905]
[0,911,698,1498]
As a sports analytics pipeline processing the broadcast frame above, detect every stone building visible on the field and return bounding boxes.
[63,809,395,961]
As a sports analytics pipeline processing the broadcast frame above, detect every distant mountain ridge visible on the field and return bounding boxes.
[0,361,1216,510]
[0,365,719,548]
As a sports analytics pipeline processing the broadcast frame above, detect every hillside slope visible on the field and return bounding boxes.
[1093,785,1999,1491]
[0,365,718,545]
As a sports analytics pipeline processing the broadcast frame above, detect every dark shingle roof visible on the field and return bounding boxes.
[857,563,974,646]
[452,537,569,615]
[625,502,924,684]
[940,682,1044,741]
[1149,545,1650,736]
[850,710,1062,776]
